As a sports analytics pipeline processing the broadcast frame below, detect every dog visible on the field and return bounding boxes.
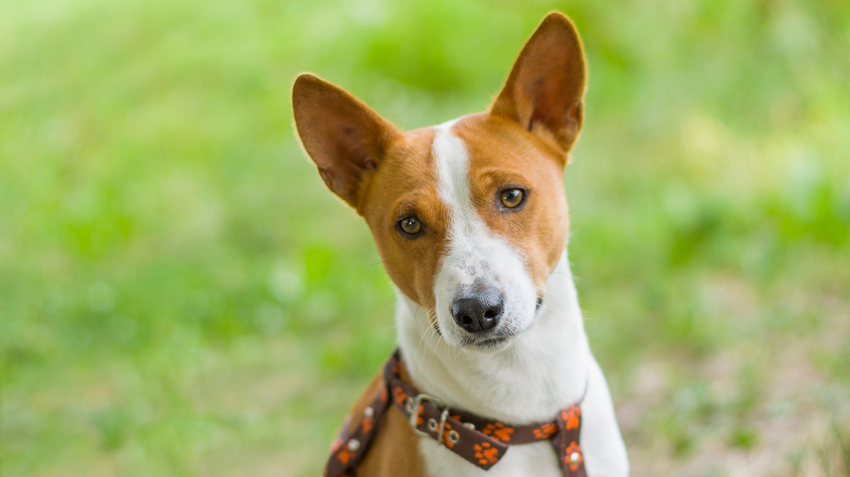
[292,12,629,477]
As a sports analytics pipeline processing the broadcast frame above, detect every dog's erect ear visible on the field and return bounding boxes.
[491,12,587,158]
[293,73,400,210]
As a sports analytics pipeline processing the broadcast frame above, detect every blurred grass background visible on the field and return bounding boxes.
[1,0,849,475]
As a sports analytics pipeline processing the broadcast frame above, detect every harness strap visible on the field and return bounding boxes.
[324,376,392,477]
[325,349,587,477]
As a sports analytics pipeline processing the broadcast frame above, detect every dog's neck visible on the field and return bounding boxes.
[395,250,590,424]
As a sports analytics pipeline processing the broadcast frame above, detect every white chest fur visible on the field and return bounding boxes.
[395,253,629,477]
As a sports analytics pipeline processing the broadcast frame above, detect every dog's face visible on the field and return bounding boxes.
[293,13,586,351]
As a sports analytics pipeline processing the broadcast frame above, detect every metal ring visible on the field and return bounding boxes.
[406,393,445,437]
[347,438,360,452]
[447,430,460,444]
[427,418,438,431]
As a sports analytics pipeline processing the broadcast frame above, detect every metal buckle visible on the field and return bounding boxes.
[405,393,450,444]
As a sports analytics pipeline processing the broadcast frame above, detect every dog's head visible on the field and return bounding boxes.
[293,13,586,351]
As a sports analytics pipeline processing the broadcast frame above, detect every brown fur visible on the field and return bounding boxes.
[342,362,429,476]
[359,128,447,312]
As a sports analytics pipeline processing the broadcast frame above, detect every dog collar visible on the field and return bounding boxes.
[325,349,587,477]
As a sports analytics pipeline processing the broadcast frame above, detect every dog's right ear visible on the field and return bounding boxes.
[292,73,400,210]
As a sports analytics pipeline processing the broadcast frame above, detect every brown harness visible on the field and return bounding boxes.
[325,349,587,477]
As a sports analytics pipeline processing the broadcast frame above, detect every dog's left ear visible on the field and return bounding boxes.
[491,12,587,159]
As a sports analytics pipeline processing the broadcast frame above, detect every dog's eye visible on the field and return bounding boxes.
[500,188,525,209]
[397,216,423,237]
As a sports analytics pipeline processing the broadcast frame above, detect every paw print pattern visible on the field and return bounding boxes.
[336,448,354,465]
[392,388,408,407]
[564,442,583,471]
[473,442,499,466]
[483,422,514,442]
[532,422,558,439]
[560,405,581,430]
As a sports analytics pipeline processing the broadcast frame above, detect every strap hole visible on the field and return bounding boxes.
[427,418,438,431]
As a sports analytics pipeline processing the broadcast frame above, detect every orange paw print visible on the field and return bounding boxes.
[393,388,408,407]
[362,417,374,434]
[474,442,499,465]
[565,442,583,471]
[533,422,558,439]
[483,422,514,442]
[561,405,581,430]
[337,448,354,465]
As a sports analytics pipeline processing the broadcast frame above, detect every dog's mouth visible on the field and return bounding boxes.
[462,333,514,351]
[433,322,516,349]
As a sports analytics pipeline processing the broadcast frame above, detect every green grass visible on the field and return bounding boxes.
[2,0,849,476]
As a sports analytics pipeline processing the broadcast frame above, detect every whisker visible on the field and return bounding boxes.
[533,285,569,307]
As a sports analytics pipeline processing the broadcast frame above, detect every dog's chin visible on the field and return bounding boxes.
[436,324,518,353]
[463,334,515,352]
[443,312,539,353]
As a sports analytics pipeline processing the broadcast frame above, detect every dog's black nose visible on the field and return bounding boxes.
[451,289,504,333]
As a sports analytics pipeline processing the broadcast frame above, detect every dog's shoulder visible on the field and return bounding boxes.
[340,368,430,476]
[358,398,429,476]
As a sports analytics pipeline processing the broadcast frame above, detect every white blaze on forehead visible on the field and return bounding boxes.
[432,118,484,278]
[433,118,472,224]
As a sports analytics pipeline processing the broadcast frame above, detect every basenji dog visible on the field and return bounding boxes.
[292,12,629,477]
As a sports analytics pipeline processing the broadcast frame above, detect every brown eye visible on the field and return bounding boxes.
[398,216,422,236]
[500,188,525,209]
